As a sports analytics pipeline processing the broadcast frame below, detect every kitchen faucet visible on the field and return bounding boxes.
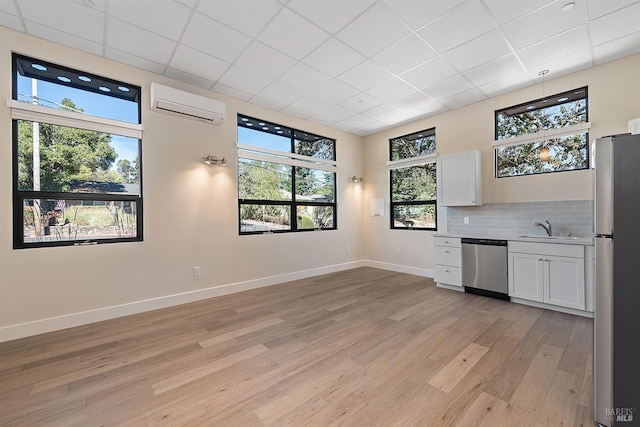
[534,220,552,237]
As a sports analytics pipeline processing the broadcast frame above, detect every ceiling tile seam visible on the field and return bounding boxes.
[223,4,330,95]
[478,0,531,87]
[159,0,202,78]
[102,0,109,57]
[11,0,27,33]
[582,0,598,69]
[373,1,490,100]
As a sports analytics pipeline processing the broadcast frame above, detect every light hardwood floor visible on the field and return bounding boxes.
[0,267,595,426]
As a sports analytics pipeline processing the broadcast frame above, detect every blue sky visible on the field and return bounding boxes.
[17,75,139,165]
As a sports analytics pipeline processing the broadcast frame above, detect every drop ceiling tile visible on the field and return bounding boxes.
[365,78,416,102]
[250,96,289,111]
[311,105,356,124]
[105,47,166,75]
[463,54,525,87]
[235,41,296,79]
[175,0,197,7]
[388,91,438,113]
[198,0,281,37]
[443,29,512,72]
[483,0,554,25]
[340,92,383,113]
[362,103,409,123]
[479,71,532,97]
[259,8,329,59]
[24,21,103,56]
[502,1,587,50]
[163,68,215,90]
[169,45,229,82]
[217,65,271,95]
[108,0,191,40]
[336,2,411,56]
[338,60,394,91]
[517,25,591,69]
[382,0,466,30]
[421,74,474,100]
[0,11,23,31]
[589,3,640,46]
[277,62,332,92]
[585,0,638,19]
[309,79,360,104]
[0,1,18,14]
[372,34,438,75]
[302,38,366,77]
[288,0,375,34]
[417,0,496,53]
[440,88,486,109]
[593,32,640,64]
[281,105,313,119]
[19,0,104,43]
[399,57,457,89]
[256,81,304,106]
[212,82,253,101]
[525,49,593,80]
[107,18,176,64]
[286,95,331,116]
[181,12,251,63]
[337,113,377,129]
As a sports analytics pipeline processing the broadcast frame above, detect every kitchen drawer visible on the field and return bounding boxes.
[434,265,462,286]
[434,245,462,267]
[508,241,584,258]
[434,236,461,248]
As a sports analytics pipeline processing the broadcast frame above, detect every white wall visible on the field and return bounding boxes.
[0,27,364,340]
[2,25,639,341]
[362,53,640,273]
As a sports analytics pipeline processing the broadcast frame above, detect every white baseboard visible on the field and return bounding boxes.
[0,260,368,343]
[362,260,434,278]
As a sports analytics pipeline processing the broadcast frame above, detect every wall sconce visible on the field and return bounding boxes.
[202,155,227,166]
[350,176,363,183]
[540,147,550,162]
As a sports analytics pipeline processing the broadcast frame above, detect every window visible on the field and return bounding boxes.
[237,115,337,234]
[11,54,143,248]
[494,87,589,178]
[389,128,437,230]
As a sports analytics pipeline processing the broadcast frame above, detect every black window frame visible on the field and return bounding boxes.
[389,128,437,231]
[494,86,589,178]
[11,53,143,249]
[237,114,337,235]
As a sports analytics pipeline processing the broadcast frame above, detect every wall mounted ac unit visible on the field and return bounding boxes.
[150,83,226,125]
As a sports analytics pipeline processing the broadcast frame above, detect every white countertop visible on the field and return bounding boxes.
[434,232,594,246]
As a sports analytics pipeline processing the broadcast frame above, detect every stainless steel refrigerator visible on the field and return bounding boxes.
[594,133,640,426]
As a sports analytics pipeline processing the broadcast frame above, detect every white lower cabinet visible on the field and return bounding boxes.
[433,236,462,290]
[508,242,586,311]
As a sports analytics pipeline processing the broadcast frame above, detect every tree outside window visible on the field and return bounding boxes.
[495,87,589,178]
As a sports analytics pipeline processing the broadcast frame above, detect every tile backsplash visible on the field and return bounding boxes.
[447,200,594,238]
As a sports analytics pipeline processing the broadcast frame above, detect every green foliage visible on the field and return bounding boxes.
[117,156,140,183]
[391,164,437,203]
[18,98,120,191]
[390,134,435,161]
[496,98,588,177]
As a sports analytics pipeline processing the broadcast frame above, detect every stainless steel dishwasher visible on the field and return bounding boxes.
[461,238,509,300]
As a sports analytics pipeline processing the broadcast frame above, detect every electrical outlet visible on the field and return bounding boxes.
[464,217,469,225]
[346,246,351,254]
[193,266,200,277]
[396,248,401,255]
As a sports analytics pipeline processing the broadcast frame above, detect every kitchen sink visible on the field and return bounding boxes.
[518,235,579,240]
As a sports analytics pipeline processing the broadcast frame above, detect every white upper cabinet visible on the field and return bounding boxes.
[437,150,482,206]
